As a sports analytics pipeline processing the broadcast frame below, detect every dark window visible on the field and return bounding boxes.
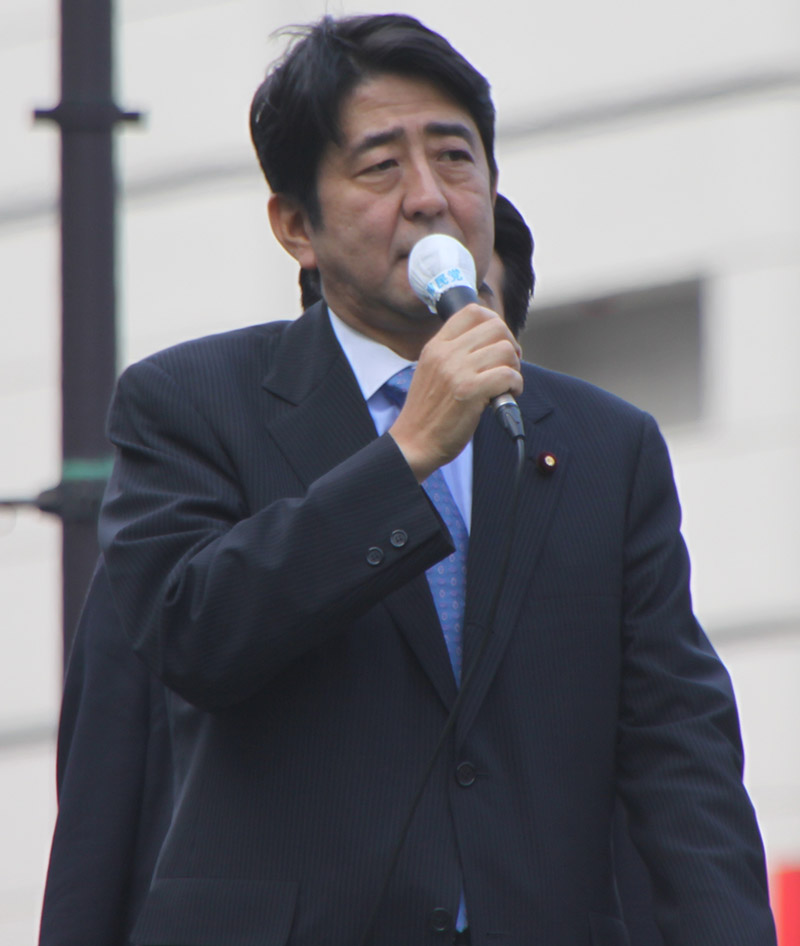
[520,279,703,426]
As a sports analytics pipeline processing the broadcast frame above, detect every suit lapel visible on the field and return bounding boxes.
[381,583,459,709]
[260,304,378,485]
[457,380,569,743]
[261,305,457,710]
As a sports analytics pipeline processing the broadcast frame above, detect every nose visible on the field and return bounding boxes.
[402,158,448,220]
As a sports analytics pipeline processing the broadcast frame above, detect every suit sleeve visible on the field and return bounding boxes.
[615,413,776,945]
[99,357,452,710]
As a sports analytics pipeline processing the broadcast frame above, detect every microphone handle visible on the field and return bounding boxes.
[435,284,479,320]
[435,286,525,441]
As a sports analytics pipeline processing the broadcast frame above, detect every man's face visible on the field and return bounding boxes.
[302,72,496,356]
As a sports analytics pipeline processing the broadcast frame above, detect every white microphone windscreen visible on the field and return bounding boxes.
[408,234,477,313]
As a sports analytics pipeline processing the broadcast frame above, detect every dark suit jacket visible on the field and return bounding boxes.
[99,302,776,946]
[39,561,173,945]
[37,586,663,946]
[613,802,664,946]
[38,587,663,946]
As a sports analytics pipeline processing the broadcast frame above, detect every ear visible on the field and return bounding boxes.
[268,193,318,269]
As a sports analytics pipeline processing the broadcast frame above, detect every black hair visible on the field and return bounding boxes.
[250,14,496,226]
[492,193,535,337]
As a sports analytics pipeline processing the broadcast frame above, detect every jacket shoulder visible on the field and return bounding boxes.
[130,319,291,376]
[521,360,654,448]
[523,360,646,416]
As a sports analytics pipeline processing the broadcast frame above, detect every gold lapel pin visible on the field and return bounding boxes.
[536,451,558,474]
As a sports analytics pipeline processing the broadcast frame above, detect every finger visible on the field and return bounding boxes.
[452,364,524,404]
[457,320,520,359]
[433,301,505,340]
[466,338,521,376]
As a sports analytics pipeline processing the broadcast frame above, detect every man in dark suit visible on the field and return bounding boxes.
[38,193,544,946]
[97,13,776,946]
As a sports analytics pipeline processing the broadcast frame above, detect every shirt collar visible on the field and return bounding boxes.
[327,307,415,402]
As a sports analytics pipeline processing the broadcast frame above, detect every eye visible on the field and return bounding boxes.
[441,148,474,163]
[361,158,398,175]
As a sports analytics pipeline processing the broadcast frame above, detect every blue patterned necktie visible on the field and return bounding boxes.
[383,365,469,685]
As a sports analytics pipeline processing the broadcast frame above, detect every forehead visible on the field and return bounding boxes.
[336,72,482,150]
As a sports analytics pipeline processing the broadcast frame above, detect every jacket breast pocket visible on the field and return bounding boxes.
[131,877,298,946]
[589,912,631,946]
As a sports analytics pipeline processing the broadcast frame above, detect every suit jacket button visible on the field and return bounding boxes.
[366,547,384,566]
[429,907,453,933]
[390,529,408,548]
[455,761,477,787]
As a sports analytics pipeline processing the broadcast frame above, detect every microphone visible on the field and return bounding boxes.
[408,233,524,441]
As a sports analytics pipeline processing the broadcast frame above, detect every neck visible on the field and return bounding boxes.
[329,309,439,361]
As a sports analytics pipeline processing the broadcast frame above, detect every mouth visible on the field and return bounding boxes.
[400,230,462,259]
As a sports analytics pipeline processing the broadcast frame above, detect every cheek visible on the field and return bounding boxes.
[456,191,495,275]
[356,200,398,240]
[334,202,393,251]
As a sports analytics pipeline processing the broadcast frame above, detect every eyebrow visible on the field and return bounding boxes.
[351,121,478,158]
[426,122,477,147]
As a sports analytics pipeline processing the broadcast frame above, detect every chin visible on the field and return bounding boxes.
[396,280,433,317]
[403,304,438,324]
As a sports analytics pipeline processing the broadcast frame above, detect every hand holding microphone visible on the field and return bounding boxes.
[407,234,525,441]
[388,235,524,481]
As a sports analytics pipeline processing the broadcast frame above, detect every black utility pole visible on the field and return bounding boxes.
[34,0,139,662]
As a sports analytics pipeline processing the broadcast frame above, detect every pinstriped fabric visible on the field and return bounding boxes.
[383,365,468,684]
[98,307,776,946]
